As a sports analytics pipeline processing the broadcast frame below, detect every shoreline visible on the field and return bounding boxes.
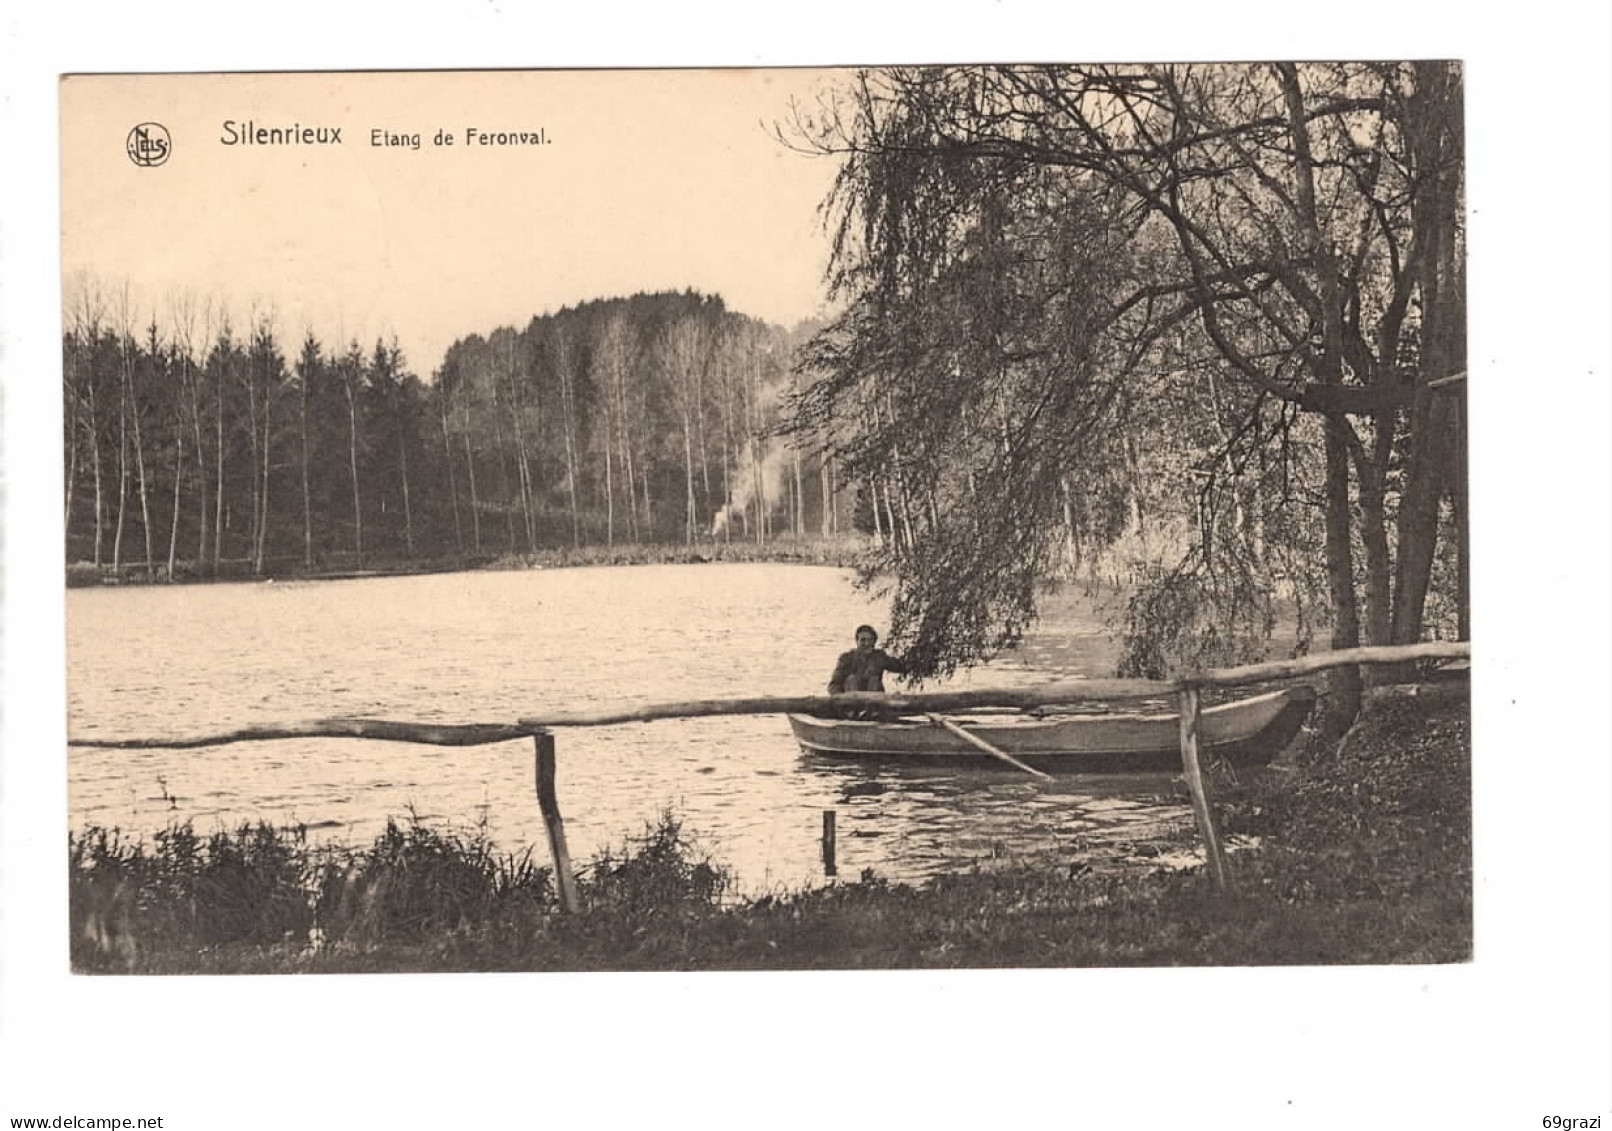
[65,537,875,588]
[68,684,1470,972]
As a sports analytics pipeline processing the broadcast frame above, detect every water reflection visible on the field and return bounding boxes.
[796,753,1200,884]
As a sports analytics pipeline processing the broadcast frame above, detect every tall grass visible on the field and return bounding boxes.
[70,822,316,967]
[583,809,730,911]
[66,691,1469,972]
[314,817,555,949]
[68,810,732,972]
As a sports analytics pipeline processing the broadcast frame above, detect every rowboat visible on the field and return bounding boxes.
[787,686,1315,773]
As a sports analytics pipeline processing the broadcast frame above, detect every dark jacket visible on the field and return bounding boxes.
[828,648,910,694]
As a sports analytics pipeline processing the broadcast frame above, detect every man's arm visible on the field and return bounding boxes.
[881,650,913,677]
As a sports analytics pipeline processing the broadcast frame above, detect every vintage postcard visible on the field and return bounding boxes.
[9,0,1609,1115]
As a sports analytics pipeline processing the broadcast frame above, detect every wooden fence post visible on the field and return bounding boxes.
[1177,686,1230,892]
[534,729,581,913]
[822,810,837,877]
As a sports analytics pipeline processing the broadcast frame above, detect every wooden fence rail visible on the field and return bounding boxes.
[66,640,1469,906]
[68,641,1469,751]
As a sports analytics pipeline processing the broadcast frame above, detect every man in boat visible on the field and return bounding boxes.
[827,625,912,695]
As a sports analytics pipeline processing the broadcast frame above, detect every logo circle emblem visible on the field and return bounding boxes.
[126,122,171,167]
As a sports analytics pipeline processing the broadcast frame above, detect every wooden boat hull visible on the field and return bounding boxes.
[788,686,1315,773]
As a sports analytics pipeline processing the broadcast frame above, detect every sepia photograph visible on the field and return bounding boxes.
[60,64,1475,976]
[5,3,1611,1126]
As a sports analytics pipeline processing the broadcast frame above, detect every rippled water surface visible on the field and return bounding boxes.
[68,564,1200,892]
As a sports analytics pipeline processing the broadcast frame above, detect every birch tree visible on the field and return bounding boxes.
[336,342,366,567]
[662,315,710,543]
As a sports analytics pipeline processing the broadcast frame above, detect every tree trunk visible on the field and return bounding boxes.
[1391,392,1460,644]
[213,368,225,569]
[345,384,364,568]
[616,372,638,544]
[439,383,464,553]
[126,353,156,579]
[483,376,517,553]
[1124,434,1144,535]
[882,394,917,550]
[87,386,105,567]
[564,420,581,547]
[749,355,766,546]
[187,363,209,569]
[1453,389,1470,640]
[301,368,313,568]
[793,446,804,537]
[635,457,648,541]
[494,415,517,553]
[602,392,615,547]
[751,437,766,546]
[178,356,202,567]
[556,345,581,548]
[682,409,696,544]
[461,396,482,553]
[1061,474,1081,571]
[112,377,128,572]
[502,366,536,553]
[882,478,903,550]
[696,367,712,501]
[821,456,834,537]
[254,386,272,575]
[244,361,262,570]
[1323,413,1363,731]
[720,442,732,543]
[167,430,183,578]
[398,422,414,559]
[1356,421,1395,648]
[64,399,80,533]
[1391,64,1466,649]
[1282,62,1363,728]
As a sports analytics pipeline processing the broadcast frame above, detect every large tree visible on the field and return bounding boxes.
[791,63,1466,723]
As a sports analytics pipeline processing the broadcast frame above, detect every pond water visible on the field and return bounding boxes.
[67,563,1205,894]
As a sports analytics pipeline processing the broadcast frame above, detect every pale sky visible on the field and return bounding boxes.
[61,69,849,373]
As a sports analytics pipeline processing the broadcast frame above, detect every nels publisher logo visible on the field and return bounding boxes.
[126,122,171,167]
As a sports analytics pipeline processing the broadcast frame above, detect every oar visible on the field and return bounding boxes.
[925,714,1053,781]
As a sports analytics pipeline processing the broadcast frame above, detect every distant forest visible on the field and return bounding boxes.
[62,284,850,577]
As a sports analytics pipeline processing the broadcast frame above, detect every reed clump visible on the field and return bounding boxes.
[583,809,730,913]
[68,810,732,973]
[70,822,316,967]
[313,818,554,950]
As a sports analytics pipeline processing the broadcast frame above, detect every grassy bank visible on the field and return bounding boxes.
[69,687,1469,972]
